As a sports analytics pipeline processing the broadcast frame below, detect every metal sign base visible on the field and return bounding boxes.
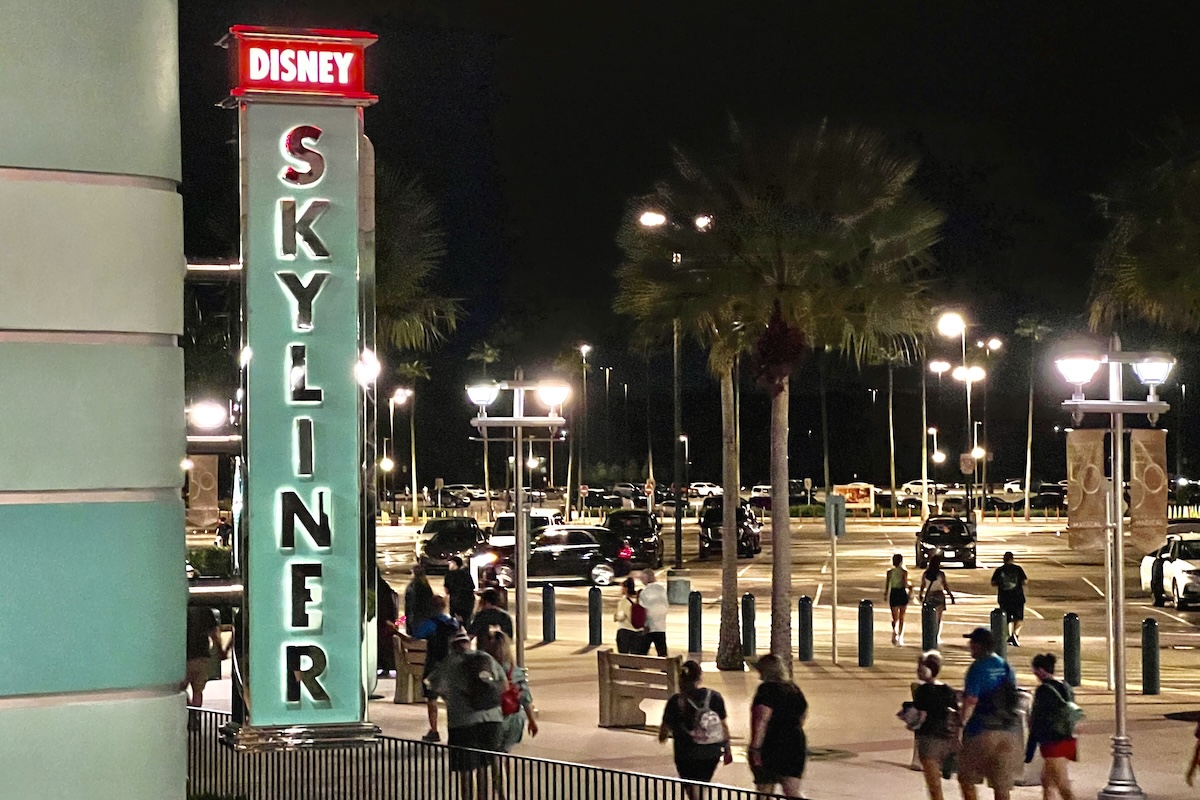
[220,720,380,751]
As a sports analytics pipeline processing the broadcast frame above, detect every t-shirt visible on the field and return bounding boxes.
[468,607,514,641]
[414,614,460,675]
[428,649,506,728]
[913,682,957,738]
[752,681,808,765]
[992,564,1027,602]
[443,570,476,617]
[186,606,218,661]
[639,583,669,632]
[964,653,1018,736]
[662,687,727,761]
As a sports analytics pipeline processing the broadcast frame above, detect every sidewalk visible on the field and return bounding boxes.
[203,622,1200,799]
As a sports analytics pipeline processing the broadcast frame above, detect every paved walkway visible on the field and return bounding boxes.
[203,618,1200,800]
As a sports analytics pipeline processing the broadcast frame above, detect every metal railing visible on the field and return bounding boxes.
[189,709,783,800]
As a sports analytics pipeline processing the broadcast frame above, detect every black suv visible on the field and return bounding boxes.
[915,516,977,569]
[487,525,634,586]
[698,505,762,560]
[602,509,664,568]
[416,517,487,574]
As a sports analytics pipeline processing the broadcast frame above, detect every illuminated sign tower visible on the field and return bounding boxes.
[221,25,379,748]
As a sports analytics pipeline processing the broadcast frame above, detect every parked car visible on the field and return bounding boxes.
[480,525,634,586]
[750,484,772,497]
[584,491,623,509]
[416,517,487,573]
[1140,523,1200,608]
[940,496,968,516]
[490,510,564,540]
[698,505,762,560]
[602,509,664,568]
[611,482,639,498]
[444,483,487,501]
[915,515,977,569]
[1028,491,1067,511]
[424,487,471,509]
[689,481,723,498]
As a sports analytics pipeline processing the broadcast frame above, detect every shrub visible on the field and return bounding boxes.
[187,546,233,578]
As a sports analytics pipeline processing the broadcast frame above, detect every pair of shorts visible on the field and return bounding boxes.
[1040,738,1077,761]
[184,657,210,693]
[675,757,719,782]
[958,730,1022,789]
[916,735,957,764]
[925,591,946,610]
[447,722,502,772]
[1000,601,1025,622]
[889,588,911,608]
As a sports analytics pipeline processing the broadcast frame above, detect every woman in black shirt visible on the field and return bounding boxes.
[749,654,808,799]
[658,660,732,798]
[911,650,959,800]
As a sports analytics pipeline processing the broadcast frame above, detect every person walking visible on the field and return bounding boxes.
[413,594,461,743]
[478,631,538,750]
[404,566,436,635]
[468,588,514,641]
[1024,653,1077,800]
[991,552,1029,647]
[910,651,959,800]
[183,605,226,729]
[427,627,509,799]
[658,660,733,799]
[377,572,401,677]
[1188,717,1200,786]
[748,653,808,799]
[919,556,955,643]
[885,553,913,646]
[637,569,669,656]
[613,577,645,654]
[957,627,1022,800]
[444,556,477,626]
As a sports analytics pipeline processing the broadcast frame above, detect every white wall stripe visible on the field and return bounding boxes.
[0,166,176,192]
[0,488,178,505]
[0,331,177,346]
[0,684,181,710]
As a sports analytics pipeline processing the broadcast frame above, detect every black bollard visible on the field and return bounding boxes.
[858,599,874,667]
[990,607,1007,662]
[1063,613,1081,687]
[688,591,703,655]
[587,586,602,647]
[742,593,756,659]
[921,603,938,651]
[542,584,556,643]
[1142,618,1160,695]
[798,596,814,662]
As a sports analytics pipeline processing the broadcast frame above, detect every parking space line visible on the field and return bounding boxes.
[737,564,753,578]
[814,582,823,606]
[1025,606,1044,620]
[1146,606,1194,626]
[1081,577,1105,597]
[820,560,829,575]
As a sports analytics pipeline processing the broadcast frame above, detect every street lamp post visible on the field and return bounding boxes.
[389,388,414,519]
[579,344,591,519]
[379,447,395,515]
[469,379,570,668]
[1055,337,1174,800]
[976,336,1003,506]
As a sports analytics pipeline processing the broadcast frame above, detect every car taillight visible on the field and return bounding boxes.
[618,544,633,560]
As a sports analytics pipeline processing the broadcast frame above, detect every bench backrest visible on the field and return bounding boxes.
[597,650,681,700]
[397,633,427,675]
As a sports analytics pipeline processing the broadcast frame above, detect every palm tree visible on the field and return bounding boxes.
[614,227,747,671]
[633,120,941,664]
[1016,317,1053,520]
[395,360,431,519]
[375,165,462,354]
[468,341,502,377]
[869,347,916,515]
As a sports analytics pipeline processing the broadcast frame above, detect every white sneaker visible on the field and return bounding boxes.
[897,635,905,646]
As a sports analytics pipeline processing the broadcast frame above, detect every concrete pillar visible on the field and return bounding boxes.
[0,1,185,798]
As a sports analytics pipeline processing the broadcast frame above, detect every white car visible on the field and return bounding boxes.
[1140,525,1200,608]
[750,484,771,497]
[611,482,639,498]
[444,483,487,501]
[900,480,948,497]
[689,482,723,497]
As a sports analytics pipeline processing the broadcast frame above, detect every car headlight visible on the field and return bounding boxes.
[477,552,498,566]
[921,541,936,549]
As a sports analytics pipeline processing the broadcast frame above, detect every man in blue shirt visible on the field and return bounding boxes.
[958,627,1022,800]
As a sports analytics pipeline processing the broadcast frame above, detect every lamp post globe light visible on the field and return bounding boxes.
[1054,336,1173,800]
[187,400,229,431]
[467,377,568,668]
[387,387,414,518]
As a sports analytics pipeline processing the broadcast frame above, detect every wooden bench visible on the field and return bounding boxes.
[392,633,427,704]
[597,650,681,728]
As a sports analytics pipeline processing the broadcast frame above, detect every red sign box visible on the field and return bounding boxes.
[227,25,377,101]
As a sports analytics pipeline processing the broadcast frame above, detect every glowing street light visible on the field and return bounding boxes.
[936,311,966,338]
[694,214,713,231]
[639,210,667,228]
[929,360,951,376]
[187,401,228,431]
[931,451,947,464]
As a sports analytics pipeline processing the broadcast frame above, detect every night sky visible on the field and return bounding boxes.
[178,2,1200,489]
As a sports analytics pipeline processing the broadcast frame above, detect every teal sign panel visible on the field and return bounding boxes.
[243,101,364,726]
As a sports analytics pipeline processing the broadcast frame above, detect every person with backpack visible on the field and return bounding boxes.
[478,630,538,750]
[657,660,732,798]
[613,577,646,654]
[991,552,1029,647]
[638,569,670,656]
[428,627,509,797]
[958,627,1022,800]
[749,653,808,799]
[1025,653,1078,800]
[413,594,461,743]
[909,650,960,800]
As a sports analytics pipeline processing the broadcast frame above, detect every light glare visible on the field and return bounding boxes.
[937,312,966,338]
[639,211,667,228]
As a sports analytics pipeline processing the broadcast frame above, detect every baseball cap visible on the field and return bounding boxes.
[963,627,994,648]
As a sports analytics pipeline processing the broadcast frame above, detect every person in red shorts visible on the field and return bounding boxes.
[1024,653,1077,800]
[1187,717,1200,786]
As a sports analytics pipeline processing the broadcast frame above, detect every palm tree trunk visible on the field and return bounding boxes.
[769,378,792,664]
[1024,355,1035,522]
[716,365,743,670]
[888,364,898,514]
[820,353,832,494]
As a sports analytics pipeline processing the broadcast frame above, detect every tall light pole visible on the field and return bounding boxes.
[389,387,414,518]
[469,379,569,667]
[976,336,1003,505]
[1055,340,1174,800]
[379,448,395,515]
[938,312,974,515]
[579,343,591,517]
[603,366,612,464]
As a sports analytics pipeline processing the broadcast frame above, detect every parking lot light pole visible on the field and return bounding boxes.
[1056,336,1174,800]
[469,379,569,668]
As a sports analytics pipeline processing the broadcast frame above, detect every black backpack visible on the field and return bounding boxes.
[461,653,502,711]
[979,679,1020,730]
[427,618,460,663]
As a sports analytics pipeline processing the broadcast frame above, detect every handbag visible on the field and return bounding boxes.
[500,665,523,716]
